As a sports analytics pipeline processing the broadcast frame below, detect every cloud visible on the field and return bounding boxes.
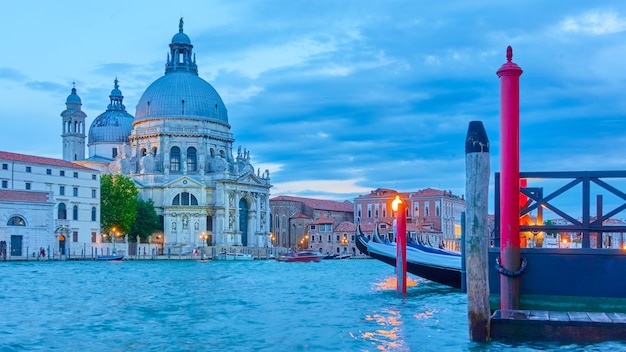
[24,80,66,93]
[271,179,371,197]
[559,10,626,34]
[0,67,28,81]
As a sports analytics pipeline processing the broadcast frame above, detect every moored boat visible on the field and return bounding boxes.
[214,252,254,261]
[277,250,322,262]
[96,255,124,261]
[355,225,462,289]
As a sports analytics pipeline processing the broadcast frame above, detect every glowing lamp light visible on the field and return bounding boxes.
[392,195,402,212]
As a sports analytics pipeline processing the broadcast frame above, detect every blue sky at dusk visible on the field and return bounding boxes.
[1,1,626,215]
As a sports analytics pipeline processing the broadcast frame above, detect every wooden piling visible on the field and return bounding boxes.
[465,120,491,342]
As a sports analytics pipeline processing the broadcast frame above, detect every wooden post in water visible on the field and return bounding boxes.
[465,120,491,342]
[393,195,407,295]
[497,46,523,311]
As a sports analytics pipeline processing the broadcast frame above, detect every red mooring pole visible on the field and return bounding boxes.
[394,196,407,295]
[497,46,523,311]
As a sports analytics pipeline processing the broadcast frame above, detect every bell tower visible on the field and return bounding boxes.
[61,84,87,161]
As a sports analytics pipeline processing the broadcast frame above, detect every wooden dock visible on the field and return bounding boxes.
[491,309,626,343]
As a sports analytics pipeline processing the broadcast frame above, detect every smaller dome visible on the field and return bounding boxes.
[66,87,81,103]
[88,110,134,144]
[172,17,191,44]
[172,32,191,44]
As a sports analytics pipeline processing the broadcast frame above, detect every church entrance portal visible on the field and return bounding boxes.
[58,235,66,255]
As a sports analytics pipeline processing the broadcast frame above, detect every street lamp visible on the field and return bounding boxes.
[198,232,208,260]
[392,195,407,295]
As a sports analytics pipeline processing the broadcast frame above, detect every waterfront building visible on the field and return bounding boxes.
[307,220,368,258]
[269,195,353,249]
[63,19,271,253]
[0,151,100,258]
[354,187,465,249]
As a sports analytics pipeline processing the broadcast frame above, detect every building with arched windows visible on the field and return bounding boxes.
[65,19,271,253]
[0,151,100,259]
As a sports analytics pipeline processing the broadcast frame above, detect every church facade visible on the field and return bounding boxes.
[65,19,272,253]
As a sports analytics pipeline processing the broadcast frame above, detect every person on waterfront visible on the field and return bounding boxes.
[40,247,46,258]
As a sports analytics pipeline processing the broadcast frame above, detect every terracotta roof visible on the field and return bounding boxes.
[271,195,353,212]
[291,212,311,220]
[0,151,97,171]
[413,188,445,197]
[334,221,356,232]
[0,190,50,202]
[312,217,335,224]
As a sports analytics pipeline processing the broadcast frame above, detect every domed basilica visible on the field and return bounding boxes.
[61,19,272,252]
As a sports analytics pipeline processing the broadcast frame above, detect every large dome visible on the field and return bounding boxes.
[134,18,228,124]
[135,71,228,123]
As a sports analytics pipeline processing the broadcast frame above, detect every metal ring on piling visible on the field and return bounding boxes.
[495,256,527,277]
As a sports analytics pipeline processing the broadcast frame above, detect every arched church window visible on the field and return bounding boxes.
[181,192,190,206]
[58,203,67,220]
[170,146,181,172]
[219,150,225,158]
[210,148,215,157]
[172,192,198,206]
[7,216,25,226]
[187,147,197,172]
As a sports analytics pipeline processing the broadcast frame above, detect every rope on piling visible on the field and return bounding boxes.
[495,256,527,277]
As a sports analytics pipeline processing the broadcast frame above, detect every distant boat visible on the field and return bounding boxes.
[214,252,254,261]
[277,250,322,263]
[96,254,124,261]
[355,225,461,289]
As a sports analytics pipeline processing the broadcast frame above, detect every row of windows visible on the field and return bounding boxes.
[309,234,354,243]
[58,203,98,222]
[0,181,97,199]
[1,163,97,180]
[309,224,333,232]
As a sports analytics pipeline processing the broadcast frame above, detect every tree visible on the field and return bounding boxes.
[130,199,162,242]
[101,174,138,235]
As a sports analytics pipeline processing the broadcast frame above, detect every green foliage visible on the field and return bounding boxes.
[130,199,162,241]
[544,219,556,237]
[101,174,138,235]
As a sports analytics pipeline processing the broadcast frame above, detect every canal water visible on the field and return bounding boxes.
[0,259,622,351]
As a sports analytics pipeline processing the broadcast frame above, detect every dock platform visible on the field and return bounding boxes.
[491,309,626,343]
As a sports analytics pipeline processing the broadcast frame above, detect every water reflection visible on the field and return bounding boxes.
[360,308,407,351]
[372,275,418,291]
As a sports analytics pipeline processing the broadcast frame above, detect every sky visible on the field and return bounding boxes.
[1,1,626,217]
